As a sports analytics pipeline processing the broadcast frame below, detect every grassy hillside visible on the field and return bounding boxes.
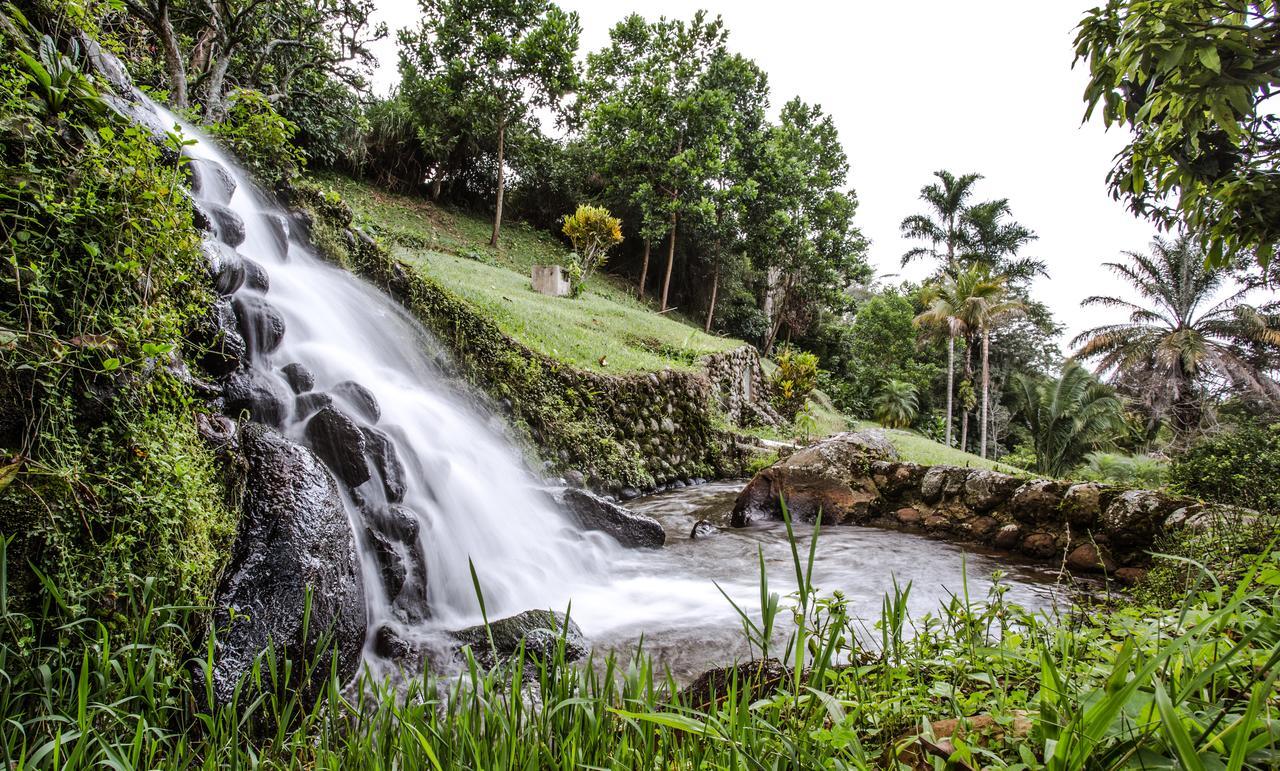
[316,173,740,373]
[853,421,1024,473]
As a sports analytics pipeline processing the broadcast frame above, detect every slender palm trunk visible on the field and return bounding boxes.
[637,239,650,299]
[660,211,677,312]
[945,334,955,447]
[960,341,973,452]
[980,327,990,458]
[489,114,506,247]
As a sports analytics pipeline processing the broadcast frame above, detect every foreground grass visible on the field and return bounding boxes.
[318,173,741,373]
[3,528,1278,769]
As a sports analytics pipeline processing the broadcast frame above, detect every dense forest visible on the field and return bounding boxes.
[2,0,1280,767]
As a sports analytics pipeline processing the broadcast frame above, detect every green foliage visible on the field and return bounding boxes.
[1076,451,1168,488]
[770,346,818,420]
[0,31,235,617]
[1075,0,1280,271]
[826,288,941,418]
[1170,422,1280,513]
[205,88,305,189]
[873,379,919,430]
[1010,361,1125,478]
[560,203,622,296]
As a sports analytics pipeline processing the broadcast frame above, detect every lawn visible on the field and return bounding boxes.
[853,420,1025,473]
[318,172,743,373]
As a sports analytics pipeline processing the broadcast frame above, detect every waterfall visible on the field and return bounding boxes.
[143,99,617,652]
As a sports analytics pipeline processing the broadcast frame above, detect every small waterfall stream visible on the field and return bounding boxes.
[148,101,619,653]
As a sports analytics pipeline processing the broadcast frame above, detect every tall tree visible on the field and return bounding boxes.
[1076,0,1280,272]
[1072,236,1280,442]
[899,170,983,269]
[399,0,580,246]
[1011,361,1126,478]
[751,98,868,352]
[583,11,727,308]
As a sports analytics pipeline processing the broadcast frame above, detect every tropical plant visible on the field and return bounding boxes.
[900,169,983,268]
[1077,451,1169,488]
[1011,360,1126,478]
[561,204,622,295]
[1072,236,1280,442]
[873,379,918,429]
[770,346,818,420]
[205,88,306,188]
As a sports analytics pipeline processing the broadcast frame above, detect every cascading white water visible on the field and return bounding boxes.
[144,100,620,651]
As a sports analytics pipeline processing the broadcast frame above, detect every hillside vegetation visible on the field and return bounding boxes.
[320,173,741,373]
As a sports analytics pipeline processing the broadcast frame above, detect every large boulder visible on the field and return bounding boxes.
[556,487,665,548]
[1101,489,1184,545]
[304,405,371,487]
[730,431,898,526]
[211,425,365,706]
[449,609,586,668]
[223,368,289,427]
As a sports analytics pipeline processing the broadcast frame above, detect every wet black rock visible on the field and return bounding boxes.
[196,298,247,376]
[204,202,246,247]
[232,295,286,357]
[223,369,288,427]
[362,426,407,503]
[555,488,666,548]
[679,658,787,710]
[619,487,641,501]
[367,504,420,543]
[295,391,333,420]
[366,526,407,599]
[373,625,413,660]
[449,610,586,668]
[206,243,245,295]
[241,257,270,292]
[690,520,720,539]
[196,412,237,449]
[190,158,236,205]
[304,405,371,486]
[265,213,290,256]
[211,425,364,707]
[563,470,586,489]
[333,381,381,424]
[281,362,314,394]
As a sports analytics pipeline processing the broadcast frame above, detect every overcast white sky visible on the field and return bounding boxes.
[367,0,1161,347]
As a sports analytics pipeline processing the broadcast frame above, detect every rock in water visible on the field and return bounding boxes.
[232,295,286,357]
[449,609,586,667]
[203,202,246,247]
[362,426,407,503]
[280,362,315,394]
[304,405,370,487]
[555,487,665,548]
[730,431,898,527]
[333,380,381,424]
[223,369,289,427]
[211,425,364,706]
[690,520,720,539]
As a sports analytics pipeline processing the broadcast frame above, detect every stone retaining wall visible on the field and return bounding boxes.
[732,432,1261,583]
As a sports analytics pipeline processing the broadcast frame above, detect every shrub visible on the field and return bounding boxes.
[560,204,622,296]
[1169,422,1280,513]
[770,347,819,420]
[1076,451,1168,487]
[205,88,305,189]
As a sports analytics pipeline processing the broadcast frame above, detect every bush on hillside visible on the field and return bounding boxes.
[561,204,622,296]
[206,88,305,189]
[1169,423,1280,513]
[770,347,818,420]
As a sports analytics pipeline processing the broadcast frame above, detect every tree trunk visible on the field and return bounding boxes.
[637,238,650,299]
[960,341,973,452]
[430,175,443,201]
[980,327,990,459]
[945,334,955,448]
[157,3,188,108]
[490,115,506,247]
[704,261,719,332]
[660,211,677,312]
[203,50,232,121]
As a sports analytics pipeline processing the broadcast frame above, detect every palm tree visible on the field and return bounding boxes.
[973,284,1025,459]
[1011,361,1125,478]
[1072,236,1280,441]
[960,199,1046,285]
[900,170,983,269]
[915,277,966,448]
[874,380,919,429]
